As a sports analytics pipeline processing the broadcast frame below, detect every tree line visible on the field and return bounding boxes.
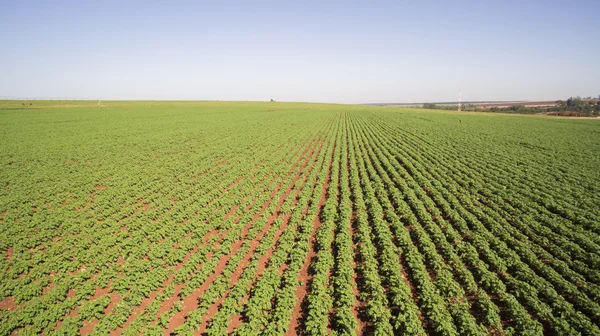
[421,96,600,116]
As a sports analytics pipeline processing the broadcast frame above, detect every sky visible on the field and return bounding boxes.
[1,0,599,104]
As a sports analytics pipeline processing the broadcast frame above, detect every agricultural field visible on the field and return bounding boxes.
[1,101,599,335]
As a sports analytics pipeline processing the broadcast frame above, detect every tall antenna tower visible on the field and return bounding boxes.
[458,88,462,112]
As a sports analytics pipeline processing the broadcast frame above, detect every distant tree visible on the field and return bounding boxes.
[423,103,438,109]
[566,96,584,107]
[270,99,275,102]
[510,105,526,112]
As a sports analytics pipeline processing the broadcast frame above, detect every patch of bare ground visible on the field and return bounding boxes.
[80,319,98,335]
[5,247,13,260]
[67,289,76,299]
[0,296,17,311]
[229,314,243,332]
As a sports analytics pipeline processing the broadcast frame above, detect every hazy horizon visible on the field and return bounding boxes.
[1,0,599,104]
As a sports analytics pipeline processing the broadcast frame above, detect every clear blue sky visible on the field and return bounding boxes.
[1,0,598,103]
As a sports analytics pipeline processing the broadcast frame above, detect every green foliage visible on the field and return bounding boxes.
[0,101,598,335]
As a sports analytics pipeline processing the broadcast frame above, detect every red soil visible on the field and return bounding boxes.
[5,247,13,259]
[67,289,76,299]
[0,296,17,311]
[133,200,152,213]
[229,314,243,332]
[43,282,55,295]
[80,318,98,335]
[96,184,107,191]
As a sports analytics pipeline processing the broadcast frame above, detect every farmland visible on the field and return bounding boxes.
[1,101,599,335]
